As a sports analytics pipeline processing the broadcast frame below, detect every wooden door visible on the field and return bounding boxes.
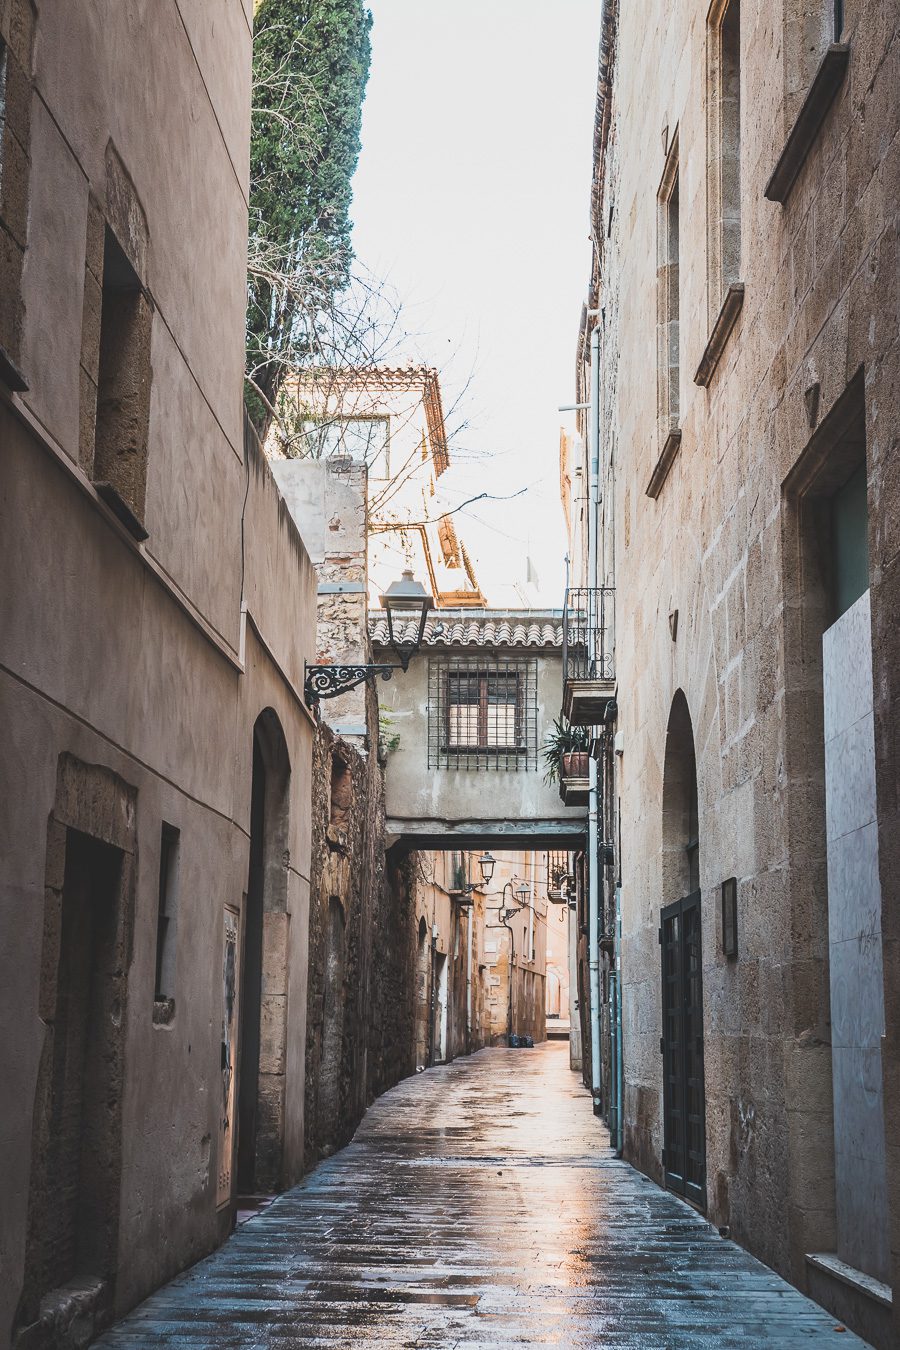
[661,891,706,1208]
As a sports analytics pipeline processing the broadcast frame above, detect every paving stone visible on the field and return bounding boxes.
[97,1043,870,1348]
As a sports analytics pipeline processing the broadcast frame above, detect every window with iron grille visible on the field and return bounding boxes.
[428,657,538,770]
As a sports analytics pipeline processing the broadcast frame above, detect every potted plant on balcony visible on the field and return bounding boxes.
[543,716,590,784]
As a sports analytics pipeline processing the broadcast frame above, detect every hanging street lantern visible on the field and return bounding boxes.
[304,568,434,704]
[477,851,496,884]
[378,568,435,671]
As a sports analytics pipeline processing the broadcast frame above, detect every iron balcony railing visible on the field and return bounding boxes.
[562,587,615,686]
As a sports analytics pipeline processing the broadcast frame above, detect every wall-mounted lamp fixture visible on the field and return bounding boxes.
[450,851,497,904]
[721,877,738,959]
[501,882,531,920]
[304,568,433,704]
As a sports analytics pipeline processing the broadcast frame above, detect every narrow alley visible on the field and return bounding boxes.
[97,1044,863,1348]
[4,2,899,1346]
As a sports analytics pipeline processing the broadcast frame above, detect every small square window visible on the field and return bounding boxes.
[429,658,537,771]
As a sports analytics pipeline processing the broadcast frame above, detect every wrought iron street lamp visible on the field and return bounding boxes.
[501,881,531,920]
[498,880,531,1043]
[304,568,434,704]
[477,851,496,885]
[450,850,498,905]
[378,568,434,670]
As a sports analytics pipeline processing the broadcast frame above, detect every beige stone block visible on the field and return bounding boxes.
[789,955,831,1036]
[254,1074,286,1189]
[78,363,98,471]
[5,0,34,70]
[93,288,153,520]
[785,1111,836,1212]
[0,125,29,249]
[37,885,62,1020]
[104,142,148,280]
[848,231,898,384]
[783,1035,833,1115]
[0,221,23,358]
[84,194,105,283]
[261,911,289,996]
[79,267,102,383]
[43,817,68,891]
[258,994,287,1075]
[4,47,31,144]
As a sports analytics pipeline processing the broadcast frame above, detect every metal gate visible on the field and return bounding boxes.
[660,891,706,1208]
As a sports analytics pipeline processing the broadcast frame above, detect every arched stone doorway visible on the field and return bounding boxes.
[660,691,706,1208]
[237,709,291,1198]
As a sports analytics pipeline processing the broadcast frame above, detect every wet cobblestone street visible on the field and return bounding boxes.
[99,1042,868,1348]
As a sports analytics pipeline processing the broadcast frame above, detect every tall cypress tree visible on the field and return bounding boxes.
[246,0,372,433]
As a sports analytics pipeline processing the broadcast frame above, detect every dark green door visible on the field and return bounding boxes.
[661,891,706,1208]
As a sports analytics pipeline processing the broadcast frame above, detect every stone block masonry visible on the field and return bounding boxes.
[94,1043,870,1348]
[572,0,900,1341]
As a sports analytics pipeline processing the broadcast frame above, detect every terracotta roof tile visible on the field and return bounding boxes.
[369,610,563,649]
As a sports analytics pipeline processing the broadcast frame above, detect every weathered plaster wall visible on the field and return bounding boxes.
[592,0,899,1328]
[273,457,370,737]
[0,2,319,1344]
[375,642,585,843]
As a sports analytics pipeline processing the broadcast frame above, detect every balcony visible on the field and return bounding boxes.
[562,587,616,727]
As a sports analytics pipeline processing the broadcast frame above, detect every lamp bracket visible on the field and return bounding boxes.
[304,662,401,704]
[450,882,482,901]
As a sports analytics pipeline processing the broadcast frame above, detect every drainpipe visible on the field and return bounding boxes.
[615,883,623,1152]
[428,931,437,1068]
[502,913,516,1043]
[588,317,603,1115]
[466,903,473,1050]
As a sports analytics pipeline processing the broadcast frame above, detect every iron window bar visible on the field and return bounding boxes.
[428,656,538,771]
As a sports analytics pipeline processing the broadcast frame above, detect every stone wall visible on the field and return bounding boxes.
[368,845,419,1098]
[0,5,321,1346]
[304,699,391,1168]
[579,0,900,1337]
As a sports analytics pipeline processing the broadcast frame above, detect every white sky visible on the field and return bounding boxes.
[350,0,601,608]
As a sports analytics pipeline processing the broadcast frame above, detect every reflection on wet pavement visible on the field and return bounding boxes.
[97,1042,869,1347]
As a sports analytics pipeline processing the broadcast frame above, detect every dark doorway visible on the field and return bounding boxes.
[415,917,429,1069]
[661,890,705,1206]
[660,691,706,1208]
[22,830,125,1313]
[433,952,448,1064]
[237,733,266,1195]
[236,710,291,1199]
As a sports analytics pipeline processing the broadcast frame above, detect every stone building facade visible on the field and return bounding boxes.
[0,4,322,1345]
[406,848,551,1061]
[304,716,385,1168]
[478,850,549,1047]
[372,611,586,850]
[272,456,424,1163]
[303,712,423,1165]
[268,364,486,611]
[567,0,900,1342]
